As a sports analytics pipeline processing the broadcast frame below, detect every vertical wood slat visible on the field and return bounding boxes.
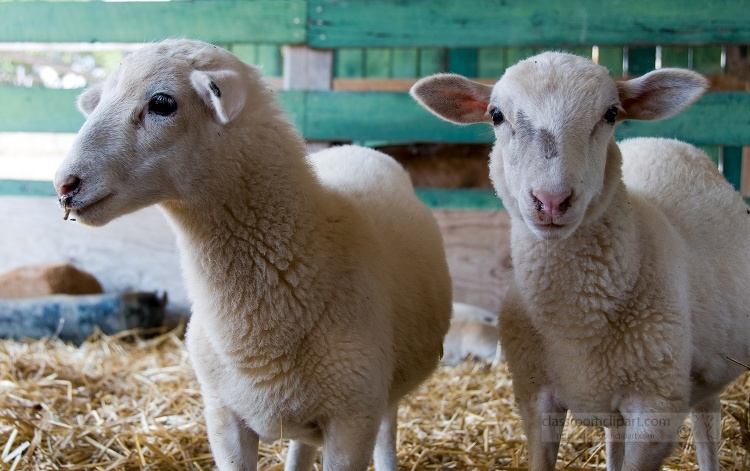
[627,47,656,76]
[418,49,446,76]
[335,48,365,78]
[597,46,624,76]
[692,46,724,75]
[391,48,419,78]
[477,47,507,79]
[365,48,393,77]
[448,49,478,77]
[227,44,282,76]
[660,46,690,68]
[691,46,723,169]
[723,146,744,192]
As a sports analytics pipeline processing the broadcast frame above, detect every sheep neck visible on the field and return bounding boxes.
[162,126,325,360]
[510,176,641,335]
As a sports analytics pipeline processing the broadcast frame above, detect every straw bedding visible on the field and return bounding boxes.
[1,329,748,470]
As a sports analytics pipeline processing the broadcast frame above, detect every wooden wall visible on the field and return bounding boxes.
[1,197,511,319]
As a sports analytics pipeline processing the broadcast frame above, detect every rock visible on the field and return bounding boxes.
[0,263,103,298]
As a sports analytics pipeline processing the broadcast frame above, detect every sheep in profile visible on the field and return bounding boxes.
[411,52,750,470]
[54,39,452,471]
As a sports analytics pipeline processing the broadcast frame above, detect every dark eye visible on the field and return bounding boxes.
[490,108,504,125]
[603,106,618,124]
[148,93,177,117]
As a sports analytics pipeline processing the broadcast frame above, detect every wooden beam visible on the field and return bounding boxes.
[0,1,306,44]
[2,86,748,146]
[308,0,750,48]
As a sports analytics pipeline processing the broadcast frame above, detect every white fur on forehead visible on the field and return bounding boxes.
[112,39,258,88]
[494,52,618,120]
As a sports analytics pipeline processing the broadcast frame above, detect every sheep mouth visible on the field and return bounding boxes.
[63,192,115,220]
[531,221,576,240]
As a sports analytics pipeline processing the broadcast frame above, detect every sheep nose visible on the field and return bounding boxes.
[57,175,81,197]
[531,190,573,217]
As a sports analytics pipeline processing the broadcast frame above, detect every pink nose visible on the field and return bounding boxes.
[531,190,572,217]
[57,175,81,197]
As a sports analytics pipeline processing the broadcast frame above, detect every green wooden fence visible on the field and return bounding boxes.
[1,0,748,207]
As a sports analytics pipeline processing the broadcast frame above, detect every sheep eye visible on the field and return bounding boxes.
[148,93,178,117]
[603,106,618,124]
[490,108,504,125]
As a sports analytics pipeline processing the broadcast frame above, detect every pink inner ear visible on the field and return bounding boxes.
[459,98,489,116]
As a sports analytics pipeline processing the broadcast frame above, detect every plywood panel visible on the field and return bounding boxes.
[3,198,514,317]
[433,210,511,314]
[2,197,188,316]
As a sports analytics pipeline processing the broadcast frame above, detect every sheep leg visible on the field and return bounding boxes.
[285,440,318,471]
[373,404,398,471]
[204,401,259,471]
[321,414,380,471]
[605,425,625,471]
[691,395,721,471]
[518,389,566,471]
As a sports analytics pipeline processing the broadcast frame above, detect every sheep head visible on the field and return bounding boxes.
[411,52,707,240]
[54,39,258,226]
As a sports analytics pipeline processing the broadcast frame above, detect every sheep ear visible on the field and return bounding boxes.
[190,69,247,124]
[411,73,493,124]
[616,69,708,121]
[77,84,102,117]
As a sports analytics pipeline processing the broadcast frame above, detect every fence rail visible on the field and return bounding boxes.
[1,0,748,205]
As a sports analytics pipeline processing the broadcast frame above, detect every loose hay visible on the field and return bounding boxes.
[1,331,748,470]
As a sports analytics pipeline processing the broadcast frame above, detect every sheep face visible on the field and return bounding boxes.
[54,40,253,226]
[411,52,707,240]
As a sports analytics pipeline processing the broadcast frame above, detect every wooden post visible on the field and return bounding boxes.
[283,46,334,152]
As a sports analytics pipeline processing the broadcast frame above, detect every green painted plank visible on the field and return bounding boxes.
[615,93,750,146]
[0,86,84,133]
[628,47,656,76]
[723,146,743,192]
[0,179,56,197]
[308,0,750,48]
[562,47,592,60]
[275,90,306,134]
[0,85,306,134]
[256,45,283,77]
[302,91,492,143]
[692,46,724,75]
[414,188,503,211]
[448,49,478,77]
[335,49,365,78]
[661,46,690,68]
[477,47,507,79]
[391,49,419,78]
[699,146,720,166]
[230,44,260,65]
[3,87,748,147]
[365,49,392,78]
[0,1,306,44]
[303,91,750,146]
[598,46,624,76]
[505,47,536,67]
[418,49,446,76]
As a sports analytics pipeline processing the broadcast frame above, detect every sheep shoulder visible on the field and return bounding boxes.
[310,145,452,395]
[621,138,750,393]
